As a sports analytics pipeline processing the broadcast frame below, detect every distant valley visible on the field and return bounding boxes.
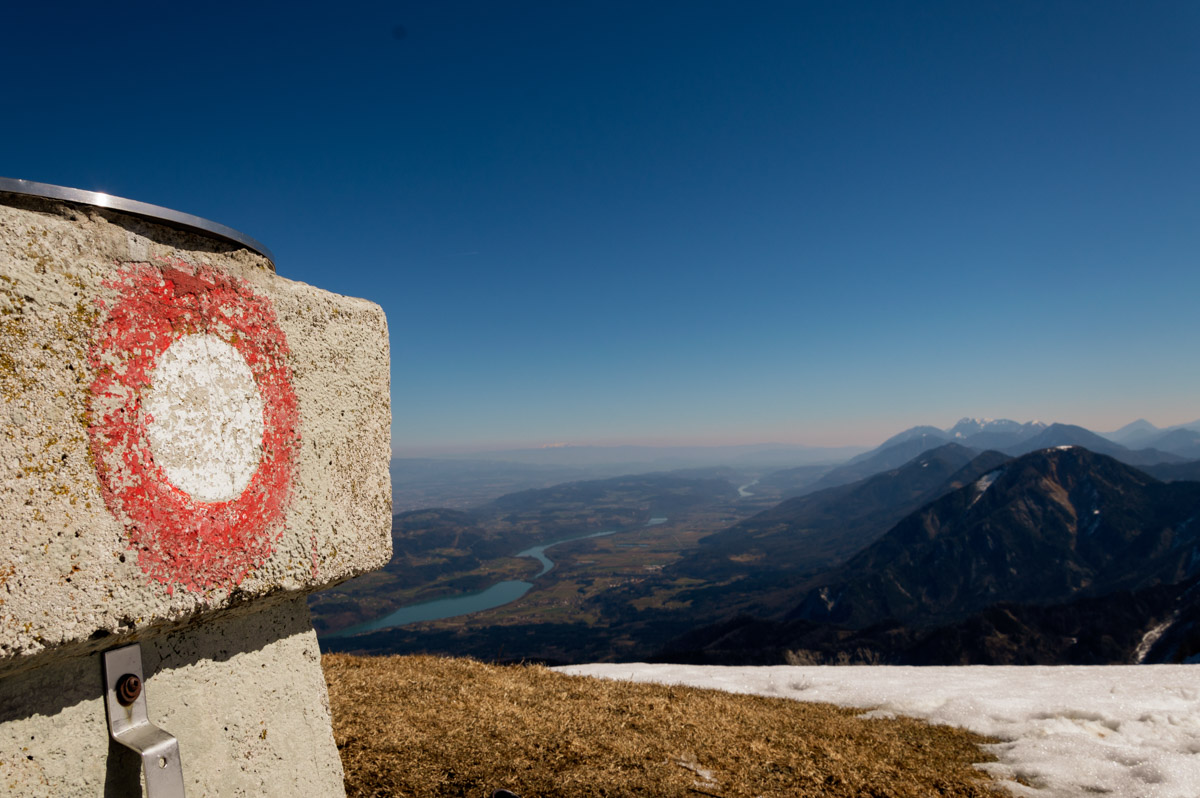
[311,470,756,651]
[317,418,1200,667]
[389,442,867,511]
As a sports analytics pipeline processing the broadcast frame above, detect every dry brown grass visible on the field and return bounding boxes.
[324,654,1000,798]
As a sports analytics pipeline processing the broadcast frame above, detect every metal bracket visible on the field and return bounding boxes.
[103,644,187,798]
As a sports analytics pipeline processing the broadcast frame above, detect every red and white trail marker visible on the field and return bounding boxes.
[87,260,300,593]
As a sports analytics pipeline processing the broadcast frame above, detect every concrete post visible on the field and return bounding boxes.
[0,184,391,796]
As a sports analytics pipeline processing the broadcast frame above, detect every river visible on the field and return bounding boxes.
[329,517,668,637]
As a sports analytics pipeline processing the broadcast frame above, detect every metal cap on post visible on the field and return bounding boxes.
[0,178,275,265]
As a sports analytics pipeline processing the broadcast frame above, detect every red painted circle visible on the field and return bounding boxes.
[87,260,299,593]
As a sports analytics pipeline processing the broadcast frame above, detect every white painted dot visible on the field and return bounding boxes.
[143,334,265,503]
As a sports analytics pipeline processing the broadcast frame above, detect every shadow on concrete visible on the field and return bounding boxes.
[0,596,316,794]
[0,596,313,724]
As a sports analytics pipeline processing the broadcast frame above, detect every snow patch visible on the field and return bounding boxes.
[675,754,717,790]
[558,664,1200,798]
[969,469,1003,508]
[1135,618,1176,663]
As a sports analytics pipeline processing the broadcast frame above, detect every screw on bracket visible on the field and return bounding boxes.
[116,673,142,705]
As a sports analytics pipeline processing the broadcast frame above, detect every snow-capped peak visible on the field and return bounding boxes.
[944,418,1048,440]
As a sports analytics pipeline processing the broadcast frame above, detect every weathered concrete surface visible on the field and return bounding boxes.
[0,191,392,670]
[0,595,345,796]
[0,190,392,795]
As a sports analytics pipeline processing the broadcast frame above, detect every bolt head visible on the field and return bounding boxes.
[116,673,142,706]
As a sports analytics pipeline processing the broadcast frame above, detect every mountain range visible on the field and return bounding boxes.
[793,446,1200,627]
[668,444,1010,618]
[1105,418,1200,453]
[759,418,1192,502]
[867,417,1188,468]
[658,445,1200,666]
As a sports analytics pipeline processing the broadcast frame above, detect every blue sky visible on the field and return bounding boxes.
[4,2,1198,451]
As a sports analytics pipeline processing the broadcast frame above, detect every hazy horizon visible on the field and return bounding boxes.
[395,412,1200,457]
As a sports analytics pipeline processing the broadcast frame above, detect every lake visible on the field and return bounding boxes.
[329,517,668,637]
